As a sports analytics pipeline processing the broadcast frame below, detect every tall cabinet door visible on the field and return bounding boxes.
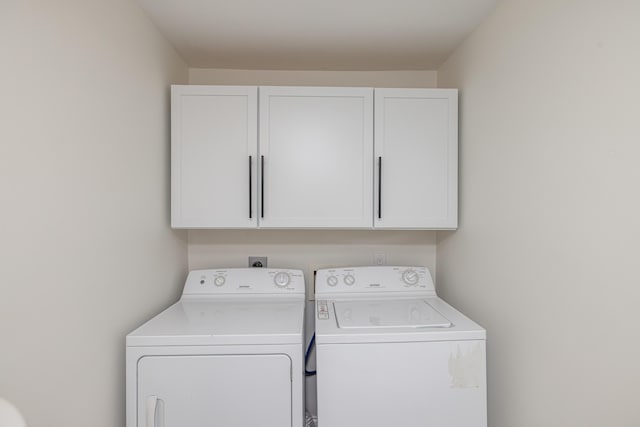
[259,87,373,228]
[171,85,258,228]
[374,89,458,229]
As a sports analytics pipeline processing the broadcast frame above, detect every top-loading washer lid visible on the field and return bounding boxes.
[333,299,452,329]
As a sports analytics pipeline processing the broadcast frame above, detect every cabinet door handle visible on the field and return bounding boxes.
[261,155,265,218]
[249,156,253,219]
[378,156,382,219]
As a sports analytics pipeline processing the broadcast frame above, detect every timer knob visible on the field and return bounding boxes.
[402,269,419,286]
[213,276,226,287]
[327,275,338,287]
[344,274,356,286]
[274,272,291,288]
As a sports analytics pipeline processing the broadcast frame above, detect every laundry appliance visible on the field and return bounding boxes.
[126,268,305,427]
[315,266,486,427]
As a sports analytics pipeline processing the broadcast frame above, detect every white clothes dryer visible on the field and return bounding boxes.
[126,268,305,427]
[315,266,486,427]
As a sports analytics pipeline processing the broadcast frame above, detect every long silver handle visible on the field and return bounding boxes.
[378,156,382,219]
[249,156,253,219]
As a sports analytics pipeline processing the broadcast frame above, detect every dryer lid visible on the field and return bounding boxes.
[334,299,452,329]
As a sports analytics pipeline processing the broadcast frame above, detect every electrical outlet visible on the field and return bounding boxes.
[248,256,267,268]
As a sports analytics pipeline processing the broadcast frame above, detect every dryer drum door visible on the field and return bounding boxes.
[137,354,292,427]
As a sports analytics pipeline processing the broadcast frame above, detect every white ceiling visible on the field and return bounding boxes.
[136,0,498,71]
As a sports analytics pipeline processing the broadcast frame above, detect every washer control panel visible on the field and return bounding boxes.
[315,266,436,296]
[183,268,305,296]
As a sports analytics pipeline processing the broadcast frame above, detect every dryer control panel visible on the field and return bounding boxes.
[183,268,305,297]
[315,266,436,297]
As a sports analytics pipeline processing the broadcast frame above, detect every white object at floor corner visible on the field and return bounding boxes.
[0,398,27,427]
[126,268,305,427]
[315,266,487,427]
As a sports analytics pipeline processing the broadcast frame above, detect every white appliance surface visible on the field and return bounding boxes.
[315,266,487,427]
[333,299,452,329]
[126,268,305,427]
[127,299,304,346]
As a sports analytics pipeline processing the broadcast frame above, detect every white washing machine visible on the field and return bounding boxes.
[315,266,486,427]
[126,268,305,427]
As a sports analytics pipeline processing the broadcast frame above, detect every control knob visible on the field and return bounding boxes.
[274,272,291,288]
[327,275,338,287]
[213,276,226,287]
[343,274,356,286]
[402,269,419,286]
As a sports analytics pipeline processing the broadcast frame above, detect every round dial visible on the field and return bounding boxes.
[343,274,356,286]
[327,275,339,287]
[213,276,226,287]
[402,269,419,286]
[273,272,291,288]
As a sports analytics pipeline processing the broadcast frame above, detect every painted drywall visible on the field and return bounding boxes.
[0,1,188,427]
[437,0,640,426]
[188,230,437,293]
[189,68,438,87]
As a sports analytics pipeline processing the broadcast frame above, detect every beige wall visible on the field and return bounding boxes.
[437,0,640,426]
[0,1,188,426]
[188,230,437,296]
[189,68,438,87]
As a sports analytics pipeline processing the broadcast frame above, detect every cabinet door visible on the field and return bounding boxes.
[259,87,373,228]
[374,89,458,229]
[137,354,292,427]
[171,85,258,228]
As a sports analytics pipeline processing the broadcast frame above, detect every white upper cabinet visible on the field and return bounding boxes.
[171,85,258,228]
[374,89,458,229]
[259,87,373,228]
[170,85,457,229]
